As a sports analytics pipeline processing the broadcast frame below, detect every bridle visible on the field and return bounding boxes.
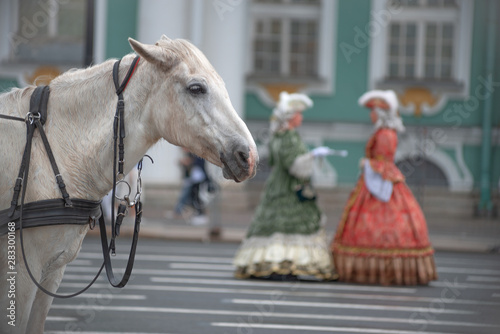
[0,55,149,297]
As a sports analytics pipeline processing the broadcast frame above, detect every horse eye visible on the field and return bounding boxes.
[188,84,206,95]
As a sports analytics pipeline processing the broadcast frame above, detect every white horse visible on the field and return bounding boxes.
[0,35,258,333]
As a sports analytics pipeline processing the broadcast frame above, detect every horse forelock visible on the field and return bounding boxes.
[168,40,223,82]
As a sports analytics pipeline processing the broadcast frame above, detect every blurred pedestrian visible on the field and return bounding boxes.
[233,91,336,281]
[330,90,437,285]
[170,148,211,225]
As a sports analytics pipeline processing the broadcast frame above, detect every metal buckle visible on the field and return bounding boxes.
[88,216,96,230]
[25,112,41,124]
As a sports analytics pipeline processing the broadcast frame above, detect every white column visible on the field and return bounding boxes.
[137,0,189,43]
[93,0,107,64]
[201,0,248,117]
[137,0,191,185]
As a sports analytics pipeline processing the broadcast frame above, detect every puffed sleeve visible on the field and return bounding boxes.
[279,131,314,180]
[367,129,405,183]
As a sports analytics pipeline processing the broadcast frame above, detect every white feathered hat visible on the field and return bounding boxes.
[358,89,405,132]
[270,91,313,133]
[358,89,399,115]
[273,91,313,121]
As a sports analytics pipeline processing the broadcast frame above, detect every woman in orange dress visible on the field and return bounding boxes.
[330,90,437,285]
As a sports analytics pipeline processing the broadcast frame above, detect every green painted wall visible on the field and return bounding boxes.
[0,79,19,93]
[324,140,365,185]
[244,0,500,191]
[245,0,372,123]
[105,0,138,59]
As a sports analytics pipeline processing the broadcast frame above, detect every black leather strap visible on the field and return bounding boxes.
[0,198,101,236]
[99,201,142,288]
[14,108,104,298]
[33,117,72,207]
[0,114,25,122]
[109,56,140,254]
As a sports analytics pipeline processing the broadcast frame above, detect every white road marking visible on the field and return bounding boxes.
[430,281,500,290]
[48,305,496,328]
[211,322,462,334]
[228,298,475,314]
[57,282,500,306]
[437,267,500,276]
[46,332,174,334]
[76,252,233,263]
[149,277,417,294]
[67,293,147,300]
[46,316,78,322]
[466,275,500,283]
[168,263,234,270]
[68,259,94,266]
[65,266,233,277]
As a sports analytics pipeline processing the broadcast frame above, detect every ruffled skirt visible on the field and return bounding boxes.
[331,179,438,285]
[234,228,336,280]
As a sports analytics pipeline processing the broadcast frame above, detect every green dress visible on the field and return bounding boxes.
[233,129,335,279]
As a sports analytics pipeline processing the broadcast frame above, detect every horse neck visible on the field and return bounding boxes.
[48,55,157,199]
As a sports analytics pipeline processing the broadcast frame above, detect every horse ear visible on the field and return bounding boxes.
[128,37,177,71]
[160,34,171,42]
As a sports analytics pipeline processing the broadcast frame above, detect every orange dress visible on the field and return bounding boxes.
[331,128,437,285]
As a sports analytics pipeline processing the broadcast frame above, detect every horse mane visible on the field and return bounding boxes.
[49,57,124,91]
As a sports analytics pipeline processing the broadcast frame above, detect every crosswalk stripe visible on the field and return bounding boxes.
[46,316,78,322]
[58,281,500,306]
[437,267,500,276]
[430,281,500,290]
[48,304,496,328]
[44,331,174,334]
[466,275,500,283]
[228,298,475,314]
[77,252,233,263]
[436,258,500,267]
[211,322,462,334]
[65,266,233,277]
[68,259,94,266]
[149,277,417,293]
[65,293,147,300]
[135,244,235,256]
[169,263,234,270]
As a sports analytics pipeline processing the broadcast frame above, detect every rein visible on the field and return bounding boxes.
[0,55,145,297]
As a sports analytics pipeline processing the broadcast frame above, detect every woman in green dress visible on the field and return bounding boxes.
[233,91,336,280]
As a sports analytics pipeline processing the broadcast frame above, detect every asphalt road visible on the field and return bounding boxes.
[44,236,500,334]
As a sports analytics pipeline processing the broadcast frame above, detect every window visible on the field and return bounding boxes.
[9,0,88,65]
[370,0,472,95]
[386,0,458,82]
[249,0,322,80]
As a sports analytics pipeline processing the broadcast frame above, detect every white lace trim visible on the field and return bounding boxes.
[233,229,333,272]
[289,152,314,179]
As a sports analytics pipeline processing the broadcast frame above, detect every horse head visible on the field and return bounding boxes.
[129,35,258,182]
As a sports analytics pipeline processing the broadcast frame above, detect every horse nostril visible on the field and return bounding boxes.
[237,150,249,162]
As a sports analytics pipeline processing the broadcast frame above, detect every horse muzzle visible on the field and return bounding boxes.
[220,143,258,183]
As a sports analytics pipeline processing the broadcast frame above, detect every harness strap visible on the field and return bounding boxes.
[99,201,142,288]
[0,114,25,122]
[0,198,101,236]
[6,86,105,298]
[110,56,140,254]
[34,117,72,207]
[8,122,35,217]
[8,86,72,217]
